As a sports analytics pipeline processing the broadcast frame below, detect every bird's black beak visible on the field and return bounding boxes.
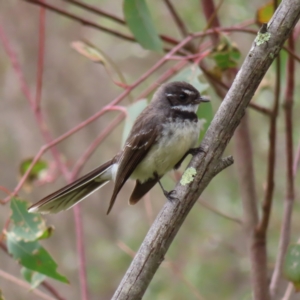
[198,95,210,103]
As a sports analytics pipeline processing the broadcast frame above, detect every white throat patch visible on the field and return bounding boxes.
[171,104,199,113]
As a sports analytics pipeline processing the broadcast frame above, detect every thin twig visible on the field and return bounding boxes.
[293,139,300,176]
[282,283,294,300]
[63,0,125,25]
[197,198,242,224]
[73,206,88,300]
[24,0,136,42]
[200,0,223,45]
[282,46,300,63]
[34,1,46,112]
[63,0,179,46]
[0,23,70,181]
[24,0,180,47]
[41,281,66,300]
[167,262,206,300]
[71,113,125,179]
[164,0,189,37]
[0,26,33,106]
[0,270,56,300]
[249,102,272,115]
[137,61,188,99]
[258,45,281,234]
[270,33,295,298]
[200,64,272,116]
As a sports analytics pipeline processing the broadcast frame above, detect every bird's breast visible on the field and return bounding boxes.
[131,118,202,182]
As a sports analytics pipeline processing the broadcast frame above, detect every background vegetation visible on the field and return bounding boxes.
[0,0,299,299]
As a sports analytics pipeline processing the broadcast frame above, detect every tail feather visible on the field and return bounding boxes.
[28,160,113,214]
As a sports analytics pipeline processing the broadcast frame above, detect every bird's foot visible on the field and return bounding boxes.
[189,146,206,156]
[164,189,178,202]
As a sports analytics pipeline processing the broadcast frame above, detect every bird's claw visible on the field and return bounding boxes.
[164,190,178,202]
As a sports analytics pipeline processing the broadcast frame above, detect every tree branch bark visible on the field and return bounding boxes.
[112,1,300,298]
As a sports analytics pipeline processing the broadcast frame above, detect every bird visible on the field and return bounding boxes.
[28,81,210,215]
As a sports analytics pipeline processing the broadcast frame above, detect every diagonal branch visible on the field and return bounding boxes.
[23,0,180,47]
[111,1,300,299]
[24,0,136,42]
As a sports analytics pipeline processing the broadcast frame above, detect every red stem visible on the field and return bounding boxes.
[258,50,281,233]
[35,1,46,112]
[63,0,126,25]
[0,26,33,106]
[164,0,189,37]
[71,113,125,179]
[200,0,222,45]
[269,33,295,298]
[73,206,88,300]
[0,24,70,180]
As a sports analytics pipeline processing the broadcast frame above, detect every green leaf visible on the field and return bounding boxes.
[7,233,68,284]
[21,267,46,289]
[209,36,241,70]
[123,0,163,52]
[10,198,53,242]
[7,198,65,284]
[122,99,148,146]
[19,158,48,183]
[284,244,300,291]
[196,102,213,141]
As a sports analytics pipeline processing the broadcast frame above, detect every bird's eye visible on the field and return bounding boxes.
[179,93,187,100]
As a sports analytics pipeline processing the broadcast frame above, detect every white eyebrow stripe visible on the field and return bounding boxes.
[166,93,174,97]
[182,89,196,95]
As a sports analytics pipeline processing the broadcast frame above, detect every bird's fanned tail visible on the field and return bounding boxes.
[28,160,114,214]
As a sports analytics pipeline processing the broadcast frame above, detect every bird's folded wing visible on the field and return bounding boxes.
[106,125,159,214]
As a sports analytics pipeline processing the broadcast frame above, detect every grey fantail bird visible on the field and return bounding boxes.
[28,81,210,215]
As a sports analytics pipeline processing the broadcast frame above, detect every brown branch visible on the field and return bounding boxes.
[200,64,272,116]
[270,33,295,298]
[164,0,189,37]
[63,0,180,46]
[0,270,55,300]
[197,198,242,224]
[41,282,67,300]
[25,0,180,47]
[249,102,272,115]
[24,0,136,42]
[63,0,126,25]
[111,2,300,298]
[283,46,300,63]
[233,115,268,299]
[258,46,281,234]
[200,0,222,45]
[293,139,300,175]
